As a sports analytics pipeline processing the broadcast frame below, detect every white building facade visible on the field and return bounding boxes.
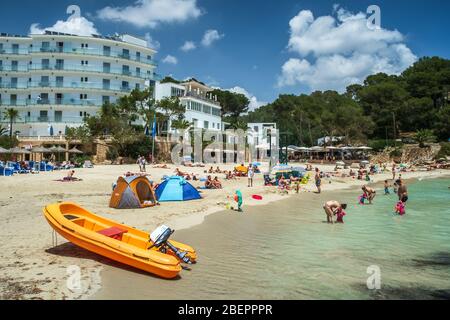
[0,31,157,136]
[154,79,223,132]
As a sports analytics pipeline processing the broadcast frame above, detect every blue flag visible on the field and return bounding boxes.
[151,115,157,138]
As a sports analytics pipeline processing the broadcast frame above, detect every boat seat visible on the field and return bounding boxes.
[64,214,80,221]
[97,226,128,240]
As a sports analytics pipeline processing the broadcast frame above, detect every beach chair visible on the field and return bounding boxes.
[83,160,94,168]
[0,165,14,176]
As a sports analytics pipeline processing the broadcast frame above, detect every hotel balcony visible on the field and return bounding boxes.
[0,48,29,56]
[28,64,153,80]
[27,81,134,93]
[30,46,158,67]
[0,98,102,107]
[0,115,85,124]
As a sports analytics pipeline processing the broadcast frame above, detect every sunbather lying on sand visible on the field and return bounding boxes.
[153,164,169,169]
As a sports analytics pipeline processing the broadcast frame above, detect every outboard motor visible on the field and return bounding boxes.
[149,225,192,264]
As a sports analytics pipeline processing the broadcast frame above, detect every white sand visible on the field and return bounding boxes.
[0,162,448,299]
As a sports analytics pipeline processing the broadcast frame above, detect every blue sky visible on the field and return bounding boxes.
[1,0,449,110]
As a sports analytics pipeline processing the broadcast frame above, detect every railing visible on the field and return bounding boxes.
[0,98,101,107]
[0,66,28,72]
[27,81,133,93]
[18,116,85,124]
[29,64,152,80]
[184,91,221,106]
[30,47,157,66]
[0,83,28,89]
[0,48,29,55]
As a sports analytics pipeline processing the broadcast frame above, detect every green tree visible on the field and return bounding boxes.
[156,97,186,135]
[211,89,250,126]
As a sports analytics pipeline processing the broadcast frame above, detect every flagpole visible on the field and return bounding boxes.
[151,113,156,164]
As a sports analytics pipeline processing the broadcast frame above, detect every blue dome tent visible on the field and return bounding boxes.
[155,176,202,202]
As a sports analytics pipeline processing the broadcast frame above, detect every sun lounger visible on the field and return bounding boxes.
[0,165,14,176]
[83,160,94,168]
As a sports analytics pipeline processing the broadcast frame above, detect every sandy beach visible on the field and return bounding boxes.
[0,163,448,300]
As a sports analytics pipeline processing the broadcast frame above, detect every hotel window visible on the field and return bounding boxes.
[41,42,50,52]
[41,59,50,70]
[204,121,209,129]
[80,94,87,100]
[103,62,111,73]
[103,79,110,90]
[81,77,88,82]
[122,49,130,59]
[0,43,3,53]
[102,96,110,104]
[56,77,63,88]
[55,59,64,70]
[135,83,140,90]
[136,52,141,62]
[122,65,130,75]
[212,108,221,116]
[202,105,211,114]
[12,44,19,54]
[121,81,129,90]
[136,67,141,77]
[11,61,18,71]
[103,46,111,56]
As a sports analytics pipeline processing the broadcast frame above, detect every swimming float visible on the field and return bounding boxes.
[43,202,197,279]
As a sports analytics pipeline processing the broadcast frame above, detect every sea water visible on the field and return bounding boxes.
[94,178,450,300]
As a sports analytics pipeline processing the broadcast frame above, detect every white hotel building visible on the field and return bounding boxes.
[0,31,157,136]
[154,79,223,132]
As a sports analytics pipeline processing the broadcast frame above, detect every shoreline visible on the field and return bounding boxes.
[92,175,450,300]
[0,163,448,300]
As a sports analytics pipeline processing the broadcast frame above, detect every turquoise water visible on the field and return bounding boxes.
[95,178,450,300]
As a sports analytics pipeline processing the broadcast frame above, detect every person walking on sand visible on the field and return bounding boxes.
[392,163,397,181]
[137,155,142,172]
[247,166,254,187]
[323,201,347,224]
[315,168,322,194]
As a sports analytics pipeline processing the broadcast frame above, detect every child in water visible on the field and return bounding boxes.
[384,180,391,195]
[395,198,406,216]
[334,206,347,223]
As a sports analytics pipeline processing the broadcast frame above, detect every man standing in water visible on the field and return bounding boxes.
[323,201,347,224]
[397,179,408,202]
[315,168,322,194]
[362,185,377,204]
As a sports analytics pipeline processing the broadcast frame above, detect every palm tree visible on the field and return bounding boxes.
[3,108,20,138]
[171,119,192,131]
[415,129,436,148]
[0,124,8,136]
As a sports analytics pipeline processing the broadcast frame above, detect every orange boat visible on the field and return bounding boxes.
[43,202,197,279]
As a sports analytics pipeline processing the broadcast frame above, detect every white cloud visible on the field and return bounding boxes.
[228,86,266,112]
[162,55,178,65]
[278,5,417,92]
[29,16,99,36]
[201,29,224,47]
[144,33,161,50]
[97,0,202,28]
[180,41,196,52]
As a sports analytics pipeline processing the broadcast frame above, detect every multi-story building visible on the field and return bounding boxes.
[154,79,223,132]
[0,31,157,136]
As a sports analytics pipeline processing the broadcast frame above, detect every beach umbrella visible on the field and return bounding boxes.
[31,146,52,153]
[9,147,31,154]
[0,147,11,154]
[68,146,83,154]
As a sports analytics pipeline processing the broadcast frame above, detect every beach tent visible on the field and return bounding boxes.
[235,165,248,174]
[155,176,201,202]
[109,176,158,209]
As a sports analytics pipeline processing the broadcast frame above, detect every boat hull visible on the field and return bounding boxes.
[43,202,196,279]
